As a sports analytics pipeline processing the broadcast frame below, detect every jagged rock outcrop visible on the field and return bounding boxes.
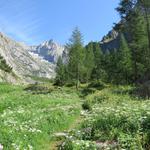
[29,40,65,64]
[0,32,55,83]
[100,29,120,52]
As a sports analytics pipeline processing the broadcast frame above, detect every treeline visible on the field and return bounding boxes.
[116,0,150,82]
[55,0,150,88]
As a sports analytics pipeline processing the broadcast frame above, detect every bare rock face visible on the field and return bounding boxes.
[101,29,119,44]
[29,40,65,64]
[100,29,120,52]
[0,32,55,83]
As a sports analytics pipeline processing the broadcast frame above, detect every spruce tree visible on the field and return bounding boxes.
[55,56,65,86]
[139,0,150,57]
[117,0,149,81]
[84,42,95,82]
[103,50,118,83]
[91,42,105,81]
[66,27,85,89]
[117,34,132,84]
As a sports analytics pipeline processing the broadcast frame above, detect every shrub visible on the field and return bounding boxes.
[82,100,92,111]
[24,84,54,94]
[118,133,141,149]
[86,91,109,105]
[133,81,150,99]
[81,88,97,97]
[88,80,105,90]
[0,55,12,73]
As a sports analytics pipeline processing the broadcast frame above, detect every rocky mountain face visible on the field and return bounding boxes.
[0,28,121,84]
[100,29,120,52]
[0,32,55,83]
[29,40,65,64]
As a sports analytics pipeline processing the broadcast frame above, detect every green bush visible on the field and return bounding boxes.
[85,91,109,105]
[24,84,54,94]
[0,55,12,73]
[88,80,105,90]
[81,87,97,97]
[82,100,92,111]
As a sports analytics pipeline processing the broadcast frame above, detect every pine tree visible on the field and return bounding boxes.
[117,0,149,81]
[66,27,85,89]
[139,0,150,58]
[103,50,118,83]
[84,42,95,82]
[117,34,132,84]
[55,56,65,86]
[91,42,105,81]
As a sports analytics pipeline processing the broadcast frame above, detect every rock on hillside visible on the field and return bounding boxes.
[100,29,120,52]
[0,32,55,83]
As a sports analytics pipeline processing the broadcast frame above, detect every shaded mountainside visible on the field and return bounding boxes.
[0,32,55,83]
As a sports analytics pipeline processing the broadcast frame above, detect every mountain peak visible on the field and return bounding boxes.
[0,32,55,83]
[29,40,65,63]
[101,29,119,44]
[41,39,54,47]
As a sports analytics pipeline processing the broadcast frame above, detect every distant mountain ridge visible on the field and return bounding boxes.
[29,40,65,64]
[0,28,121,84]
[0,32,55,83]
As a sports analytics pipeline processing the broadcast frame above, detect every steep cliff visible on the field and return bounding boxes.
[0,32,55,83]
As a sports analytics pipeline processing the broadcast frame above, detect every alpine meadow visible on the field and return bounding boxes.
[0,0,150,150]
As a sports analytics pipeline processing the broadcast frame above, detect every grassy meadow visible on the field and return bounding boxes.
[0,83,81,150]
[0,83,150,150]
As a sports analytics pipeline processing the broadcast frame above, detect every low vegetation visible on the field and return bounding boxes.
[0,1,150,150]
[0,83,81,150]
[0,83,150,149]
[61,86,150,150]
[0,55,12,73]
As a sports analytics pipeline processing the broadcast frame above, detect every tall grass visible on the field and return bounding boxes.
[62,86,150,150]
[0,83,81,150]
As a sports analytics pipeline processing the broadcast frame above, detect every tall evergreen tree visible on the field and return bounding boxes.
[84,42,95,82]
[117,0,149,81]
[91,42,105,81]
[117,34,132,84]
[103,50,118,83]
[55,56,66,86]
[66,27,85,89]
[139,0,150,58]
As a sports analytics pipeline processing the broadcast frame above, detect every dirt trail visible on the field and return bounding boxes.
[50,114,83,150]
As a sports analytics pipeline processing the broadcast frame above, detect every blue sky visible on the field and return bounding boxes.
[0,0,120,45]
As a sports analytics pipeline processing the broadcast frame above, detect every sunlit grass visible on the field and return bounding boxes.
[62,86,150,150]
[0,83,81,150]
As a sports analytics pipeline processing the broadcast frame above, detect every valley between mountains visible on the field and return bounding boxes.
[0,0,150,149]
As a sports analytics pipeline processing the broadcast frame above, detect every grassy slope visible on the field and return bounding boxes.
[0,83,81,150]
[60,86,150,149]
[1,83,150,150]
